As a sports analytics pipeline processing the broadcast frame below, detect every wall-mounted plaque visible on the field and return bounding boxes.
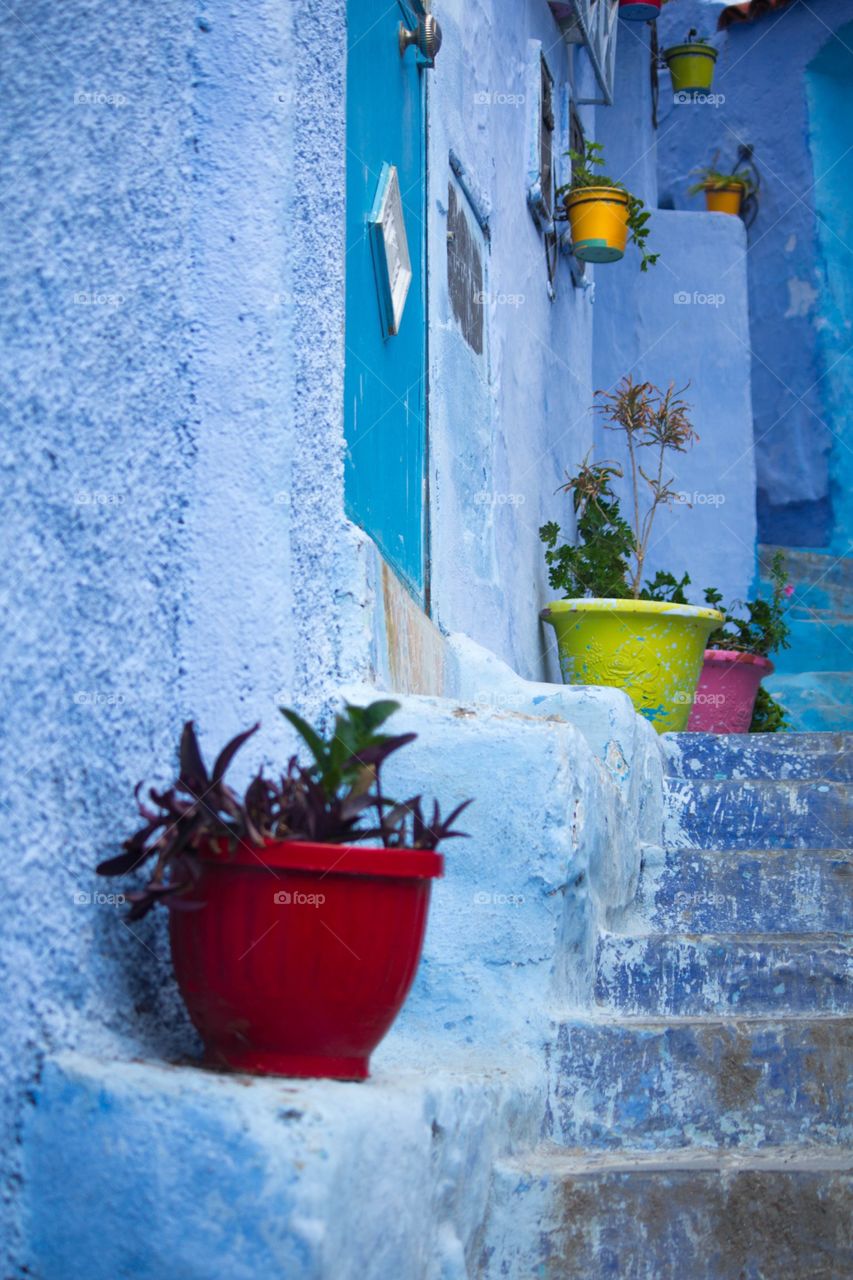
[368,163,412,338]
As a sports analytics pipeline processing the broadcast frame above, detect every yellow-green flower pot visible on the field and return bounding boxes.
[663,42,718,94]
[540,598,724,733]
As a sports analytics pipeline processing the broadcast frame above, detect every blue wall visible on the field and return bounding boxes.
[806,23,853,558]
[0,0,767,1272]
[593,23,756,607]
[656,0,853,550]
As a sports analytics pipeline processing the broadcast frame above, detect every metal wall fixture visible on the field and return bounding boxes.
[399,13,442,65]
[547,0,620,106]
[736,143,760,229]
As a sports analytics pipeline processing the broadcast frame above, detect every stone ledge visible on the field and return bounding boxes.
[23,1050,545,1280]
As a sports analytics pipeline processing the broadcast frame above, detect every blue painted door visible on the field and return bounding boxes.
[345,0,427,598]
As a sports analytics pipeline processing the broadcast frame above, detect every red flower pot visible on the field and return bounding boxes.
[687,649,774,734]
[619,0,661,20]
[169,839,443,1079]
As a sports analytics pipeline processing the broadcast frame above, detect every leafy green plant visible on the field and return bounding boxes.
[558,140,659,272]
[688,162,754,197]
[707,552,792,658]
[98,701,471,918]
[749,686,790,733]
[540,378,701,601]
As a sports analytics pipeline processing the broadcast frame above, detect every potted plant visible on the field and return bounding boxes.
[689,161,754,216]
[687,553,792,733]
[97,700,471,1080]
[663,30,718,95]
[558,141,659,270]
[539,378,723,733]
[619,0,661,22]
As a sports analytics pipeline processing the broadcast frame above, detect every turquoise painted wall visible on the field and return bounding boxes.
[806,24,853,558]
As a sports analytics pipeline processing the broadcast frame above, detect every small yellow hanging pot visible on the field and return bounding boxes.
[564,187,630,263]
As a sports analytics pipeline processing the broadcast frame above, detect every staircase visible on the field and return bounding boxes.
[484,733,853,1279]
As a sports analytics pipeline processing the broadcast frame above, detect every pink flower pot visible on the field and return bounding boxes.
[619,0,661,18]
[687,649,774,734]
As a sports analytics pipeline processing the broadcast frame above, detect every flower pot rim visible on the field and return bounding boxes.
[201,837,444,880]
[702,183,747,194]
[663,42,718,60]
[563,185,630,210]
[541,597,724,624]
[702,647,774,673]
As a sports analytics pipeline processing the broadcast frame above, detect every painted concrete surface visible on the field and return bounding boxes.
[24,1052,544,1280]
[553,1015,852,1150]
[21,689,665,1278]
[591,22,756,608]
[757,544,853,732]
[427,0,596,683]
[480,733,852,1277]
[656,0,853,550]
[485,1145,853,1280]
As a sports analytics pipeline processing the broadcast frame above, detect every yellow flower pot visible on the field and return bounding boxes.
[663,43,718,94]
[564,187,629,263]
[704,185,743,216]
[540,598,724,733]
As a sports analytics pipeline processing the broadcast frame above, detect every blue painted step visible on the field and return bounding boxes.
[665,778,852,849]
[595,933,853,1016]
[639,847,853,934]
[552,1015,852,1151]
[484,1146,853,1280]
[664,732,853,781]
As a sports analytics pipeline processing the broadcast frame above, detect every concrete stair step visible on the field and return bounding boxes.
[484,1144,853,1280]
[664,777,852,849]
[551,1014,852,1151]
[639,846,853,934]
[595,933,853,1016]
[664,732,853,781]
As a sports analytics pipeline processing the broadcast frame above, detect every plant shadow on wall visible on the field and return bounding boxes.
[97,701,471,1080]
[539,377,723,734]
[538,378,792,735]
